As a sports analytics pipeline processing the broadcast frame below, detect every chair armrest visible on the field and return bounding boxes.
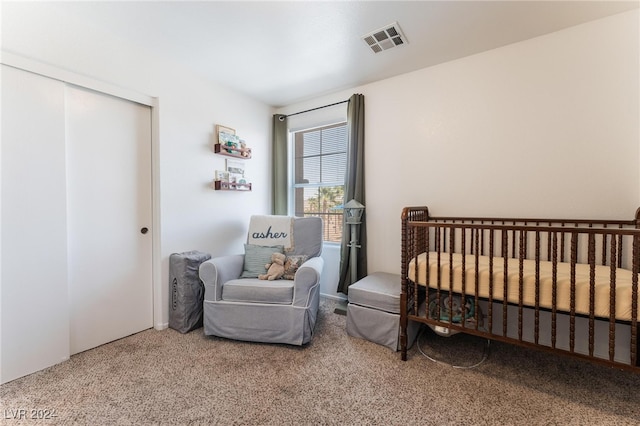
[199,254,244,302]
[292,256,324,307]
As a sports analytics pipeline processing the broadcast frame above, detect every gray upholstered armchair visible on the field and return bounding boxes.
[199,215,324,345]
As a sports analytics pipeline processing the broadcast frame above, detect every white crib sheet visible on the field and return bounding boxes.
[408,252,639,321]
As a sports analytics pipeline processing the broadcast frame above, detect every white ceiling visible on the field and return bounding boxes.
[8,1,640,107]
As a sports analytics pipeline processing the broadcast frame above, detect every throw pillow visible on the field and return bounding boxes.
[282,255,309,280]
[241,244,285,278]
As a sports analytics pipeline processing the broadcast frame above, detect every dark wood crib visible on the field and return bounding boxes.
[400,206,640,371]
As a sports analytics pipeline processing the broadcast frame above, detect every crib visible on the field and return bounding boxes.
[400,206,640,371]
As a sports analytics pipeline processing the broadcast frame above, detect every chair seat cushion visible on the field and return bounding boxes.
[222,278,294,304]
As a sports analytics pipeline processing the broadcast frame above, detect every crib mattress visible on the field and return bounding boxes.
[408,252,640,321]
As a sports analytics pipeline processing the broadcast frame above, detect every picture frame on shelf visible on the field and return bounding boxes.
[215,170,230,182]
[216,125,241,155]
[215,124,235,137]
[226,159,245,181]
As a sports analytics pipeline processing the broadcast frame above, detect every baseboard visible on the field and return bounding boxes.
[155,322,169,331]
[333,300,348,316]
[320,292,347,302]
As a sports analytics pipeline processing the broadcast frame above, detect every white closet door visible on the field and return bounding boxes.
[66,85,153,355]
[1,65,70,383]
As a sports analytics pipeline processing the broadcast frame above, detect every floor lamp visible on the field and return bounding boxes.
[335,199,365,315]
[344,199,365,285]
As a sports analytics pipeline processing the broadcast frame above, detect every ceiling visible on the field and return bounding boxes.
[7,1,640,107]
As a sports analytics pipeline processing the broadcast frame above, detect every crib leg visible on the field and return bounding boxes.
[636,325,640,367]
[400,283,408,361]
[400,313,408,361]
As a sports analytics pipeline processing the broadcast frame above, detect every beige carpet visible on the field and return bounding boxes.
[2,298,640,425]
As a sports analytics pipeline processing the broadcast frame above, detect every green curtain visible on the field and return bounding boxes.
[272,114,288,215]
[337,94,367,294]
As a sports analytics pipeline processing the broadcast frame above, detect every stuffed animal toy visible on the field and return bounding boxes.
[282,255,308,280]
[258,252,286,281]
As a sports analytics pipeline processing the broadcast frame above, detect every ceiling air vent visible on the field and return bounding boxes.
[362,22,407,54]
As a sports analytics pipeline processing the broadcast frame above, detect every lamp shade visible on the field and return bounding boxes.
[344,199,365,224]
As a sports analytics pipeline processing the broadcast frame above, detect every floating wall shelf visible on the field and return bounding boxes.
[213,180,252,191]
[214,143,252,159]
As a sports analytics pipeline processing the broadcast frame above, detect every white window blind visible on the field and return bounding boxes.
[293,122,347,242]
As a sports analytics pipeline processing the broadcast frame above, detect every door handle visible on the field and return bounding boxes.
[140,227,149,234]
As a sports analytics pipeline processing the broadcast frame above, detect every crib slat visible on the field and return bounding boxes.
[518,230,525,342]
[436,227,442,321]
[602,224,608,266]
[588,233,596,358]
[502,229,509,338]
[618,230,623,269]
[448,228,455,329]
[534,231,541,345]
[413,227,420,315]
[632,234,639,366]
[488,230,495,334]
[569,232,577,354]
[422,226,428,319]
[560,227,566,263]
[609,235,617,362]
[552,231,558,350]
[461,228,467,328]
[547,222,552,261]
[474,228,480,331]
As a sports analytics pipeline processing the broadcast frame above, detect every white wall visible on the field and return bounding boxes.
[1,3,272,381]
[278,10,640,277]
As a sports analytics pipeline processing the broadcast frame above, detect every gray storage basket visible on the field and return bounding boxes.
[169,250,212,333]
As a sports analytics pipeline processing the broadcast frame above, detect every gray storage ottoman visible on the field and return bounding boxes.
[346,272,420,351]
[169,250,212,333]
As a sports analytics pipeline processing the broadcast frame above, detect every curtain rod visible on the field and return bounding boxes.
[283,99,349,119]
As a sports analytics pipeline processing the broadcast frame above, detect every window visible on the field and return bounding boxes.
[293,123,347,242]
